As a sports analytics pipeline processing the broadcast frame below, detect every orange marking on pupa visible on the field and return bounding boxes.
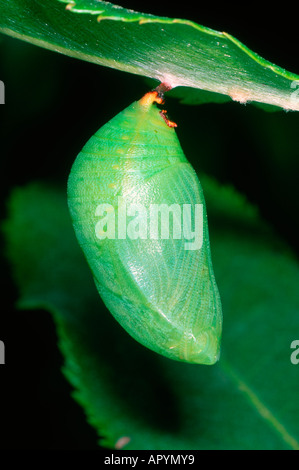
[159,109,177,128]
[139,90,164,107]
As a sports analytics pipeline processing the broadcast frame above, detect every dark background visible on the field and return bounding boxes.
[0,1,299,449]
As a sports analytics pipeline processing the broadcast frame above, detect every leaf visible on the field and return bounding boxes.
[3,180,299,450]
[0,1,299,110]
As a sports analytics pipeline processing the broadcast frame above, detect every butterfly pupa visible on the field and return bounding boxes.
[67,90,222,365]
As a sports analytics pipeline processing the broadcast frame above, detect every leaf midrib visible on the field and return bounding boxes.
[221,359,299,450]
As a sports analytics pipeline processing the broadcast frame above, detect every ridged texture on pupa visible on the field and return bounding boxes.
[67,97,222,364]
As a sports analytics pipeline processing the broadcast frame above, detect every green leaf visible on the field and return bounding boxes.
[3,181,299,450]
[0,0,299,110]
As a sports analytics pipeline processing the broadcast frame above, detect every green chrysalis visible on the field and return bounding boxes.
[67,90,222,365]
